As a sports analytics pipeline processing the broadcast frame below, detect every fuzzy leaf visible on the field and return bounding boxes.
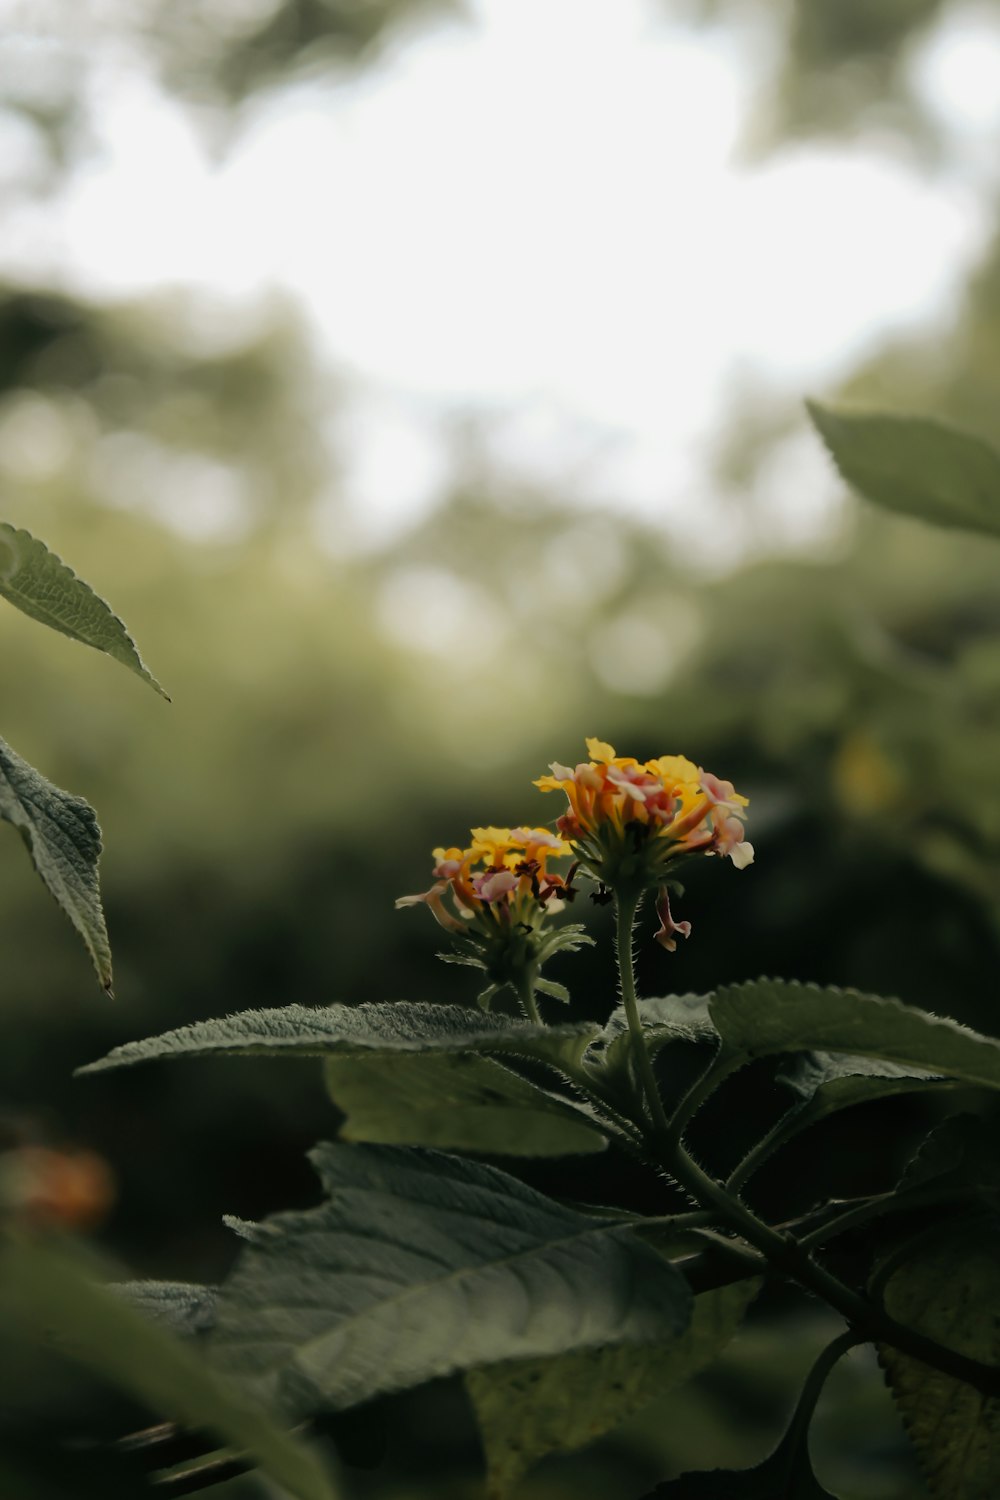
[112,1280,218,1336]
[78,1000,599,1076]
[324,1051,607,1156]
[593,993,717,1072]
[878,1222,1000,1499]
[0,523,167,695]
[710,979,1000,1090]
[0,1239,336,1500]
[468,1280,759,1498]
[807,403,1000,540]
[0,736,111,990]
[209,1143,692,1417]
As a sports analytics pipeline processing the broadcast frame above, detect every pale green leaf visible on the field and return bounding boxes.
[0,735,111,991]
[0,1238,337,1500]
[878,1223,1000,1498]
[210,1142,692,1417]
[710,979,1000,1091]
[807,403,1000,540]
[324,1050,608,1156]
[78,1000,600,1076]
[0,523,167,696]
[468,1280,759,1498]
[112,1279,218,1336]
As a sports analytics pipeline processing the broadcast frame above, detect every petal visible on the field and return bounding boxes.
[585,737,616,763]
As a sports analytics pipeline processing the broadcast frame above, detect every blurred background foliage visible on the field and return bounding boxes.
[2,0,1000,1495]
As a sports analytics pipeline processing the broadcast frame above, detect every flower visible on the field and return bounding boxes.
[534,737,753,897]
[396,825,589,1011]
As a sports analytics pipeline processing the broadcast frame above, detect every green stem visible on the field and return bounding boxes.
[777,1330,863,1487]
[666,1047,744,1149]
[514,969,541,1025]
[615,892,670,1135]
[665,1141,1000,1396]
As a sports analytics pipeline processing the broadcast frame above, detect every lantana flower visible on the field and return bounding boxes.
[535,738,753,940]
[396,825,590,1013]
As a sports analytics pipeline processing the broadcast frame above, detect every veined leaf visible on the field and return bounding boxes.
[0,736,111,991]
[807,403,1000,541]
[0,1238,337,1500]
[0,523,167,696]
[590,993,717,1073]
[209,1142,692,1417]
[710,979,1000,1091]
[324,1050,608,1156]
[729,1052,954,1186]
[78,1000,600,1076]
[878,1222,1000,1499]
[468,1280,759,1498]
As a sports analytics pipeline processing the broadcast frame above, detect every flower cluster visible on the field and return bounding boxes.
[535,738,753,899]
[396,825,575,936]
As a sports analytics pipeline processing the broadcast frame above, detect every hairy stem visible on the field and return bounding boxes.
[615,892,670,1135]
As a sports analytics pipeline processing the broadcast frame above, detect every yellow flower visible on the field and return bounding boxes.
[397,826,575,936]
[534,738,753,894]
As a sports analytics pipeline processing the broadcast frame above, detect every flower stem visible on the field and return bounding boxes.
[615,892,670,1135]
[514,970,542,1025]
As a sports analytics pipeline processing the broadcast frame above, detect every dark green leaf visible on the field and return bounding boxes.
[0,735,111,990]
[711,979,1000,1091]
[878,1222,1000,1498]
[0,1238,337,1500]
[0,522,167,695]
[78,1000,599,1076]
[468,1281,759,1497]
[730,1051,953,1185]
[896,1114,1000,1205]
[807,403,1000,540]
[210,1143,692,1417]
[324,1050,608,1156]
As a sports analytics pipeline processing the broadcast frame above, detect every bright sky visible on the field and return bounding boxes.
[5,0,1000,559]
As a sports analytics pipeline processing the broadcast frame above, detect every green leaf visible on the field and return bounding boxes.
[710,979,1000,1091]
[807,402,1000,540]
[112,1279,218,1335]
[0,735,112,991]
[467,1280,759,1498]
[729,1051,954,1186]
[78,1000,600,1076]
[210,1142,692,1417]
[324,1050,608,1156]
[878,1222,1000,1498]
[0,1237,337,1500]
[593,993,717,1067]
[896,1114,1000,1206]
[0,523,167,695]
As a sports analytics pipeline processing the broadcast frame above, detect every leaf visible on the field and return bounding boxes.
[729,1051,954,1185]
[78,1000,600,1076]
[710,979,1000,1091]
[467,1280,759,1498]
[896,1114,1000,1206]
[807,403,1000,540]
[209,1142,693,1418]
[642,1445,839,1498]
[0,735,112,991]
[111,1279,218,1335]
[0,1237,337,1500]
[878,1222,1000,1498]
[324,1051,608,1156]
[592,993,718,1070]
[0,522,167,696]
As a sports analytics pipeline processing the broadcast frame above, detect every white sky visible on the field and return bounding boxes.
[4,0,1000,556]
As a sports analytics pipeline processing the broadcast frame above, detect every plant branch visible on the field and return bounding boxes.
[615,892,670,1135]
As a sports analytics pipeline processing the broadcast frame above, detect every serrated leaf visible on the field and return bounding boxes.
[0,1238,337,1500]
[324,1050,607,1156]
[78,1000,600,1076]
[209,1142,692,1418]
[468,1280,759,1498]
[729,1052,954,1186]
[112,1280,218,1336]
[807,403,1000,540]
[0,735,111,990]
[710,979,1000,1091]
[0,523,167,695]
[878,1223,1000,1499]
[896,1115,1000,1205]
